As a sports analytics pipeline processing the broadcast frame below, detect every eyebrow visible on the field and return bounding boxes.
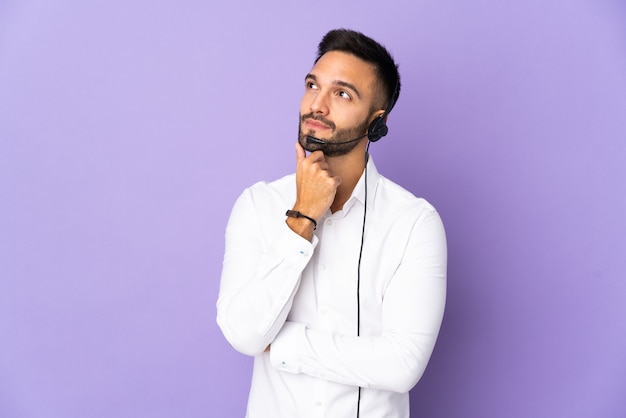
[305,73,362,99]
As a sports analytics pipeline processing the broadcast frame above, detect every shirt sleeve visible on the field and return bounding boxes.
[216,187,318,356]
[270,209,447,393]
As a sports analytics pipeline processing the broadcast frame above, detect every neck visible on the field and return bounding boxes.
[327,142,368,213]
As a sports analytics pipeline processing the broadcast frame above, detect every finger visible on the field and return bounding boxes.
[295,142,306,164]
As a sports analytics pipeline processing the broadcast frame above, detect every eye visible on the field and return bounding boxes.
[338,90,352,100]
[306,81,318,90]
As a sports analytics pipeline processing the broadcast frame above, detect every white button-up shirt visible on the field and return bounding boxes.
[217,158,447,417]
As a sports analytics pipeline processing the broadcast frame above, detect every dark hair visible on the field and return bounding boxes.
[315,29,400,113]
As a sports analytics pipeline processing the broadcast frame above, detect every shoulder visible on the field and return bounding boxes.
[366,174,446,271]
[374,174,439,221]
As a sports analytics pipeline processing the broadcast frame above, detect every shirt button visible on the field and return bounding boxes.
[325,219,333,226]
[315,400,322,406]
[320,307,327,315]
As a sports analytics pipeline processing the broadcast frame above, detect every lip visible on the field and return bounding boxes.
[304,119,331,131]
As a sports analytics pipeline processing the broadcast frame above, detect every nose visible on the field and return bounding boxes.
[309,91,329,115]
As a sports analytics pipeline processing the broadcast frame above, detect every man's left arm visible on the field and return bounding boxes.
[269,209,447,393]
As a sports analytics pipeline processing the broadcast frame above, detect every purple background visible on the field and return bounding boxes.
[1,1,625,417]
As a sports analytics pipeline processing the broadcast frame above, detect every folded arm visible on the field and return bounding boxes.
[216,188,317,356]
[269,210,447,393]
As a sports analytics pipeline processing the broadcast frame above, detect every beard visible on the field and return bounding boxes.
[298,112,370,157]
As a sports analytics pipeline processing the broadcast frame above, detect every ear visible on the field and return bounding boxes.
[368,109,386,125]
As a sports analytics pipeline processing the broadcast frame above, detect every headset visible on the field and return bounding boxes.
[366,78,400,142]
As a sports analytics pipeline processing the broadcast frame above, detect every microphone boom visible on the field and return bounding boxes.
[306,133,368,146]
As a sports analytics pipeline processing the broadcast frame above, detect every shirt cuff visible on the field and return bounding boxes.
[272,222,318,265]
[270,321,305,374]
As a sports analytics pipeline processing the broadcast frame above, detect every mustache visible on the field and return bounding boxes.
[300,113,336,130]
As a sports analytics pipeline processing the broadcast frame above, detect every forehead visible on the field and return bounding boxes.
[309,51,377,95]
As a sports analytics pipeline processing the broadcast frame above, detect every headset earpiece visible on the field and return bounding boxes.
[367,115,389,142]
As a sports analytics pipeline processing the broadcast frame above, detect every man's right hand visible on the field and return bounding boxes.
[287,143,341,238]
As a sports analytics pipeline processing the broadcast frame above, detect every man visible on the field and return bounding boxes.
[217,29,447,417]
